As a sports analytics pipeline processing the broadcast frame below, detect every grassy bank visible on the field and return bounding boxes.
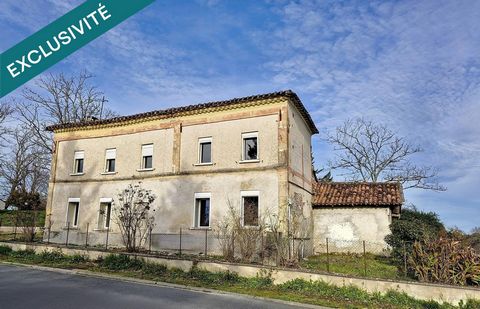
[0,246,478,309]
[300,253,405,280]
[0,210,46,227]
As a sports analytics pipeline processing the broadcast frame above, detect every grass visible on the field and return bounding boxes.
[1,245,479,309]
[300,253,405,280]
[0,210,46,227]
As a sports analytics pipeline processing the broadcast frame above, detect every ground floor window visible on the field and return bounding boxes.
[66,199,80,227]
[194,193,210,227]
[241,191,259,226]
[98,199,112,229]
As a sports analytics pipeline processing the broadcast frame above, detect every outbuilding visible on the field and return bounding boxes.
[312,182,403,254]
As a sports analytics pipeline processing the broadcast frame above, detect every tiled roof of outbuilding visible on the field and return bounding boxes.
[313,182,403,207]
[45,90,318,134]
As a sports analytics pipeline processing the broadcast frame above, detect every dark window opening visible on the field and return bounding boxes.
[196,198,210,227]
[75,159,84,173]
[244,137,258,160]
[143,156,153,169]
[106,159,115,172]
[200,142,212,163]
[243,196,259,226]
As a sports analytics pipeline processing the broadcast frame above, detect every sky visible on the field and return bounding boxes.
[1,0,479,231]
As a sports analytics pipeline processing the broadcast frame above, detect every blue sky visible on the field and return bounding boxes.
[1,0,479,231]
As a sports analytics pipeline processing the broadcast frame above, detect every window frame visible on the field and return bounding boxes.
[72,151,85,174]
[198,137,213,164]
[241,132,259,162]
[193,192,211,228]
[98,198,113,230]
[140,144,154,170]
[240,191,260,227]
[66,198,80,228]
[104,148,116,173]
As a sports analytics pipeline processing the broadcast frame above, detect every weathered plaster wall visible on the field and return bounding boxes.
[48,170,279,250]
[313,207,392,253]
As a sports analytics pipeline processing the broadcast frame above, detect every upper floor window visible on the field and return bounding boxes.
[242,132,258,161]
[141,144,153,169]
[73,151,84,174]
[105,148,116,173]
[198,137,212,164]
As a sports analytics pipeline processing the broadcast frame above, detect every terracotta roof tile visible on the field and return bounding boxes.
[45,90,318,134]
[313,182,403,207]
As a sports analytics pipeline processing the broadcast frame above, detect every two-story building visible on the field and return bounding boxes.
[44,90,318,252]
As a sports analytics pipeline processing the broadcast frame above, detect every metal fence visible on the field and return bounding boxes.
[1,219,418,278]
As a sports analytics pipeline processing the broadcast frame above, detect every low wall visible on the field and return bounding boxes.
[0,242,193,271]
[1,241,479,305]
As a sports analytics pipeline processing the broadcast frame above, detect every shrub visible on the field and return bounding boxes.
[71,254,88,264]
[0,245,12,256]
[410,237,480,286]
[39,250,67,263]
[385,207,446,273]
[188,268,239,285]
[244,269,273,289]
[141,262,167,277]
[10,249,36,259]
[100,254,143,270]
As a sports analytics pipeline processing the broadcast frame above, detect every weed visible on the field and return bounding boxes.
[0,245,12,256]
[100,254,143,270]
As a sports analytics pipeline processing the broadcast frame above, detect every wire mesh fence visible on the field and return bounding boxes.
[0,219,419,279]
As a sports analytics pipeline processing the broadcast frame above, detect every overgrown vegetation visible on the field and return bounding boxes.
[0,246,479,309]
[385,207,480,286]
[0,210,46,227]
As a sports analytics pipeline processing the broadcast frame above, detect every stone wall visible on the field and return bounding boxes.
[313,207,392,253]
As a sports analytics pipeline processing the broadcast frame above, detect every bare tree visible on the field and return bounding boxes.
[113,182,156,252]
[5,72,118,200]
[16,71,117,153]
[0,127,45,199]
[326,118,445,191]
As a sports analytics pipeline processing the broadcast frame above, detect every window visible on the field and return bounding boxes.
[198,137,212,164]
[98,198,112,229]
[194,193,210,228]
[66,198,80,227]
[242,132,258,161]
[73,151,84,174]
[141,144,153,169]
[105,148,116,173]
[241,191,259,226]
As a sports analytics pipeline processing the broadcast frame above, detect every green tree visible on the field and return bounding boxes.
[385,206,445,269]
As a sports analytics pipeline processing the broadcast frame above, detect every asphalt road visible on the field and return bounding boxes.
[0,264,318,309]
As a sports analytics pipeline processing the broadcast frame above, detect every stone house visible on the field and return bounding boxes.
[44,90,403,254]
[44,91,318,252]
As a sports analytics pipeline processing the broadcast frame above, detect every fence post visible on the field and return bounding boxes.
[403,242,407,275]
[363,240,367,277]
[85,223,89,248]
[326,238,330,272]
[47,217,51,244]
[105,226,110,250]
[204,229,208,257]
[179,227,182,256]
[148,226,152,253]
[13,222,17,241]
[260,232,264,265]
[65,222,70,246]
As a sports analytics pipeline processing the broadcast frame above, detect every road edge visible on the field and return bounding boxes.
[0,262,330,309]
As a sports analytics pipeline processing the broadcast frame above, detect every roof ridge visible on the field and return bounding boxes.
[45,90,318,134]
